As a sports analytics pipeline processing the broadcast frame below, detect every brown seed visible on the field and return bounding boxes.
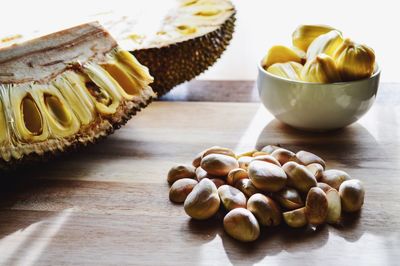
[201,154,239,176]
[201,146,236,159]
[283,207,307,228]
[238,156,253,170]
[252,151,269,157]
[321,169,351,190]
[235,179,260,198]
[227,168,248,186]
[271,148,296,165]
[184,178,220,220]
[237,149,258,158]
[193,146,235,168]
[295,150,326,168]
[306,163,324,181]
[247,193,281,226]
[275,187,304,210]
[317,182,333,192]
[169,178,198,203]
[195,167,214,181]
[339,179,365,213]
[251,154,281,167]
[305,187,328,225]
[167,164,196,185]
[223,208,260,242]
[218,185,247,211]
[260,145,281,154]
[325,188,341,224]
[211,178,226,188]
[282,161,317,193]
[248,161,287,192]
[192,152,202,168]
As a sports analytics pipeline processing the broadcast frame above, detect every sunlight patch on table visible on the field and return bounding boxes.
[0,208,73,266]
[234,105,273,153]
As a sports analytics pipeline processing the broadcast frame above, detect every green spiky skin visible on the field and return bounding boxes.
[132,13,236,97]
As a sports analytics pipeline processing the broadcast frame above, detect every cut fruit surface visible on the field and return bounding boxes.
[0,22,155,169]
[124,0,236,96]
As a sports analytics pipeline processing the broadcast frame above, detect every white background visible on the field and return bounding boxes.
[1,0,399,81]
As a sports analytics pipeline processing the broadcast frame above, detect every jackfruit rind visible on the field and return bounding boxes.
[132,13,235,96]
[0,22,155,169]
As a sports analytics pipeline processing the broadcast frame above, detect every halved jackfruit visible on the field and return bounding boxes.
[0,22,155,169]
[0,0,236,97]
[106,0,236,96]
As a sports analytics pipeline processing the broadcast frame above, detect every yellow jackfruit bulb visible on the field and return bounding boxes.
[266,62,303,81]
[262,45,303,69]
[292,24,337,52]
[333,38,376,81]
[292,46,307,64]
[306,30,344,61]
[301,54,341,83]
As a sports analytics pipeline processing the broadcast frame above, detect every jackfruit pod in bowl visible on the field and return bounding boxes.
[257,62,380,131]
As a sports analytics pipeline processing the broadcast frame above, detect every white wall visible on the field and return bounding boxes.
[1,0,399,81]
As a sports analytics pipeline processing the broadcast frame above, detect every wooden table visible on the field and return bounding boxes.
[0,81,399,265]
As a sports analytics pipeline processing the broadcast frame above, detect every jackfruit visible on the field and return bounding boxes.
[116,0,236,96]
[306,30,344,61]
[262,45,303,69]
[333,38,376,81]
[301,54,341,83]
[0,22,155,169]
[0,0,236,97]
[266,62,303,81]
[292,24,337,52]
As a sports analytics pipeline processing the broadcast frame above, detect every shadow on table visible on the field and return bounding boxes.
[185,211,362,265]
[255,119,382,169]
[0,139,121,263]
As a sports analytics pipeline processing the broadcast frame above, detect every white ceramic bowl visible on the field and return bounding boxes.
[257,63,380,131]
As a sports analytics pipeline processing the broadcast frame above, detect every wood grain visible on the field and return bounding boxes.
[160,80,400,103]
[0,81,399,265]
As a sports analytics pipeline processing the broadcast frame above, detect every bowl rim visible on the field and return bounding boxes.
[258,61,381,86]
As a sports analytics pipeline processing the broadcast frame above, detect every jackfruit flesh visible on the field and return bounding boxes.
[262,45,303,69]
[263,24,377,83]
[266,62,303,81]
[306,30,344,61]
[333,38,376,81]
[0,22,155,167]
[301,54,341,83]
[292,25,337,52]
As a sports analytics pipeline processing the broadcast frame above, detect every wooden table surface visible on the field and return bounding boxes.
[0,81,399,265]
